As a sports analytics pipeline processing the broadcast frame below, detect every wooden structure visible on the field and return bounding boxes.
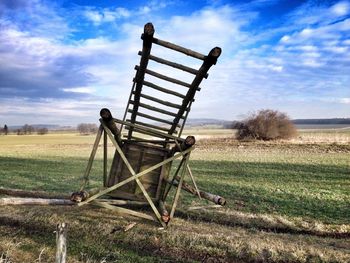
[75,23,224,227]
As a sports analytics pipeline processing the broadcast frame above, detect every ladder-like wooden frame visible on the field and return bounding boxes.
[76,23,223,227]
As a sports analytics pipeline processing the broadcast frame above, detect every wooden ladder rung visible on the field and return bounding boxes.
[126,119,175,134]
[138,52,208,78]
[151,37,206,60]
[135,66,200,91]
[127,110,181,128]
[141,80,186,99]
[133,91,184,110]
[129,100,184,119]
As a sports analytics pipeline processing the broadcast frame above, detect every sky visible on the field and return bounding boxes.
[0,0,349,126]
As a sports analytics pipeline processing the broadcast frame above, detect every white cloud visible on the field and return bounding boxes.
[331,1,350,16]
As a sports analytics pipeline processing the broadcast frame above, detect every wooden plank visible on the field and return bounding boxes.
[80,125,103,191]
[142,80,186,99]
[128,23,155,139]
[103,129,107,186]
[152,37,206,60]
[129,100,183,119]
[115,118,183,140]
[93,200,156,221]
[142,52,208,77]
[78,138,194,206]
[170,154,190,218]
[135,66,199,90]
[136,92,184,110]
[127,119,171,133]
[127,110,177,126]
[0,198,75,206]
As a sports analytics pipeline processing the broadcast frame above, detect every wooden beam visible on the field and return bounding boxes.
[127,110,178,127]
[169,47,221,134]
[144,53,207,77]
[128,23,155,139]
[129,100,183,119]
[142,80,186,99]
[0,198,75,206]
[152,37,206,60]
[135,66,199,90]
[136,92,184,110]
[126,119,171,133]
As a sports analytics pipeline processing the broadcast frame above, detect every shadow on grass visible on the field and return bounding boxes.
[185,160,350,225]
[1,156,349,233]
[0,156,103,193]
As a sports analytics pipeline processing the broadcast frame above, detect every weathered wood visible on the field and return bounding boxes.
[170,136,196,155]
[55,223,67,263]
[78,143,194,206]
[0,198,75,206]
[158,200,170,223]
[152,37,206,60]
[142,80,186,99]
[112,118,185,142]
[70,187,104,203]
[80,125,103,191]
[167,178,226,206]
[128,110,179,127]
[141,53,205,77]
[103,129,108,186]
[137,92,184,110]
[93,200,156,221]
[135,66,198,90]
[169,47,221,134]
[127,119,170,133]
[100,108,122,146]
[98,199,149,206]
[0,187,70,199]
[170,154,190,218]
[128,22,155,139]
[129,100,183,119]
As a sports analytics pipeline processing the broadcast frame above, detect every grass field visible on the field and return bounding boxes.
[0,129,349,262]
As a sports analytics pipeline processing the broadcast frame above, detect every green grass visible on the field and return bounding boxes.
[0,131,349,262]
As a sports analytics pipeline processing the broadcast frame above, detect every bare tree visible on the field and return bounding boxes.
[4,125,8,135]
[22,124,35,135]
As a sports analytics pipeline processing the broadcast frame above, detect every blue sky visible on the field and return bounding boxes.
[0,0,349,126]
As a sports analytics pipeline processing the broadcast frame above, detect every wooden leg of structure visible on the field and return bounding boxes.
[80,125,103,191]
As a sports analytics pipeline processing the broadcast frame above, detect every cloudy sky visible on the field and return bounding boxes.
[0,0,349,126]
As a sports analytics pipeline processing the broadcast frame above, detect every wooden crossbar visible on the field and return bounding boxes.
[135,66,199,90]
[151,37,206,60]
[127,119,170,133]
[127,110,180,127]
[141,80,186,99]
[137,92,184,110]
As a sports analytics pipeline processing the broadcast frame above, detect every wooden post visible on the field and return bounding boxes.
[169,47,221,135]
[56,223,67,263]
[128,22,155,139]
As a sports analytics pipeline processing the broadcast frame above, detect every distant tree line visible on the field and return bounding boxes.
[0,124,48,135]
[77,123,98,135]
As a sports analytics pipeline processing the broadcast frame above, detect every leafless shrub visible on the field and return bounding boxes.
[237,109,297,141]
[37,128,48,135]
[77,123,98,135]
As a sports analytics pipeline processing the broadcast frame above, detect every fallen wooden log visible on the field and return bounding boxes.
[166,178,226,206]
[0,197,75,206]
[0,187,70,199]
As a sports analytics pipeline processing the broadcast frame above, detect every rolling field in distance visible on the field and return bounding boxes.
[0,128,349,262]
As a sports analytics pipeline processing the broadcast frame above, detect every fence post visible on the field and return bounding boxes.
[55,223,67,263]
